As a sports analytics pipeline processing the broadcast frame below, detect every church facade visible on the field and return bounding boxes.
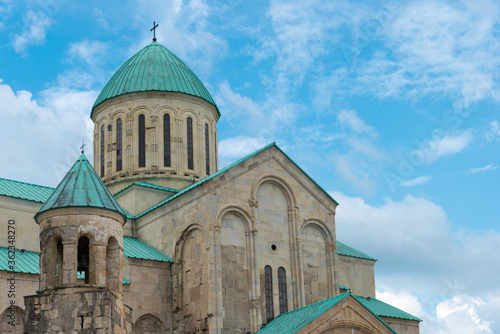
[0,40,421,333]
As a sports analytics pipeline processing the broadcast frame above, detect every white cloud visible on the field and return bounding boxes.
[424,131,473,163]
[67,39,109,68]
[337,110,374,134]
[400,175,431,187]
[332,191,500,332]
[0,79,96,186]
[435,296,492,334]
[12,10,53,53]
[465,164,498,175]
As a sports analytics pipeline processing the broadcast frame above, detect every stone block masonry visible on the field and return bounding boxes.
[24,286,132,334]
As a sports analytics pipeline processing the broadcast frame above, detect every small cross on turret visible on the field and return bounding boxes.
[151,21,159,42]
[80,140,86,154]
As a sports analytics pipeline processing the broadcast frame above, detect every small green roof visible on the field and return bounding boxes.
[91,41,219,118]
[353,295,422,322]
[123,236,173,262]
[257,292,398,334]
[0,177,54,203]
[337,241,377,261]
[113,181,179,197]
[35,154,127,223]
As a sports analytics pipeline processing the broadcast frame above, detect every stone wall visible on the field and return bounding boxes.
[337,255,376,298]
[123,257,171,332]
[381,317,420,334]
[24,287,132,334]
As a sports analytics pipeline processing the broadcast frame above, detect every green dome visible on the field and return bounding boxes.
[91,41,219,118]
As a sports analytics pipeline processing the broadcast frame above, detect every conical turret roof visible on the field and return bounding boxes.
[35,154,127,223]
[91,41,219,118]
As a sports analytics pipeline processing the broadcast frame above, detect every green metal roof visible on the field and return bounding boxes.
[0,177,54,203]
[113,181,179,197]
[135,142,339,218]
[0,247,40,274]
[123,236,173,262]
[257,292,398,334]
[353,295,422,322]
[337,241,377,261]
[91,41,219,118]
[339,284,350,290]
[35,154,127,224]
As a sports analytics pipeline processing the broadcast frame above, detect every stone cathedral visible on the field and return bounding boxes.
[0,40,422,334]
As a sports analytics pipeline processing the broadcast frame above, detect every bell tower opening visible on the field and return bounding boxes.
[77,236,90,284]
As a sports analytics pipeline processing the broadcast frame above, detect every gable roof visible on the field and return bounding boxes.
[337,241,377,261]
[35,154,127,223]
[113,181,179,197]
[256,292,397,334]
[123,236,173,262]
[135,142,339,218]
[353,295,422,322]
[0,177,54,203]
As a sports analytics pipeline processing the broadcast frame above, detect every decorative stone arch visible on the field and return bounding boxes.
[0,305,24,333]
[132,313,165,333]
[180,107,200,122]
[299,218,334,243]
[250,174,298,210]
[157,105,178,119]
[109,109,128,123]
[215,205,252,232]
[130,105,154,119]
[316,321,386,334]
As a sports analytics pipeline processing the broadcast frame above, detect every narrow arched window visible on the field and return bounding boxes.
[265,265,274,322]
[100,125,105,177]
[187,117,193,170]
[138,114,145,167]
[205,124,210,175]
[116,118,122,171]
[164,114,171,167]
[278,267,288,314]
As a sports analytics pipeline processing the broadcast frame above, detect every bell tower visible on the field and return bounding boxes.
[23,154,132,333]
[91,41,220,195]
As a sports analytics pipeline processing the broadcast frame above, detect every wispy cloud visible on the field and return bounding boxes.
[401,176,431,187]
[67,39,110,68]
[424,132,473,163]
[485,120,500,141]
[465,164,498,175]
[337,109,375,134]
[12,10,53,53]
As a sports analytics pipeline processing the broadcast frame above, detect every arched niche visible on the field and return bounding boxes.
[0,306,24,334]
[132,313,165,333]
[300,221,330,305]
[106,236,122,291]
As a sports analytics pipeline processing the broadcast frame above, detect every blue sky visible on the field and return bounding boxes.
[0,0,499,333]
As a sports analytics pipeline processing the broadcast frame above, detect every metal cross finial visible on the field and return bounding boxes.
[80,140,86,154]
[151,21,159,42]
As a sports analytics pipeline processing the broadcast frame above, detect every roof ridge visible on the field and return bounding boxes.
[135,142,277,218]
[0,177,54,190]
